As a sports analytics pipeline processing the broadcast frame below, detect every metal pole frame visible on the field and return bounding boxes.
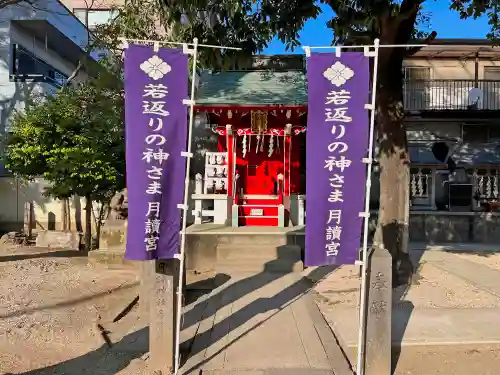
[302,40,441,375]
[303,40,381,375]
[119,36,241,375]
[174,37,199,375]
[173,39,241,375]
[357,39,380,375]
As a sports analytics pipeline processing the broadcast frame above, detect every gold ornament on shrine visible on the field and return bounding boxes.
[250,110,268,134]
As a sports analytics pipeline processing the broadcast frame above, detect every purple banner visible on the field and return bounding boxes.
[305,52,370,266]
[124,44,188,260]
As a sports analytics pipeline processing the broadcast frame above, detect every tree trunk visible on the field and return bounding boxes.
[92,202,108,249]
[84,195,92,251]
[67,199,72,231]
[62,199,70,231]
[366,2,424,287]
[373,66,413,287]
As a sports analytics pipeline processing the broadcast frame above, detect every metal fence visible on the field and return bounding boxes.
[403,79,500,111]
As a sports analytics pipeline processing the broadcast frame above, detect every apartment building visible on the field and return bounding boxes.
[0,0,97,232]
[394,39,500,211]
[60,0,124,29]
[381,39,500,243]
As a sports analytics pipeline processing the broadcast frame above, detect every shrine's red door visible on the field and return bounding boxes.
[243,139,284,195]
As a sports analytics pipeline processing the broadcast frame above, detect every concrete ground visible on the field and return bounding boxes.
[4,240,500,375]
[314,245,500,375]
[0,244,146,375]
[180,268,350,375]
[0,244,349,375]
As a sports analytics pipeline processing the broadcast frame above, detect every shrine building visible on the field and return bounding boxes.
[192,55,307,227]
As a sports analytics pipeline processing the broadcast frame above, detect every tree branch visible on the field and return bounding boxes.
[397,0,426,23]
[405,30,437,56]
[62,60,84,89]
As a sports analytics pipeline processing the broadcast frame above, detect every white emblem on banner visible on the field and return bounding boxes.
[140,55,172,80]
[323,61,354,87]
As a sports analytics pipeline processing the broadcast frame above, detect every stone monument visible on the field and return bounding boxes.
[109,188,128,220]
[89,189,132,269]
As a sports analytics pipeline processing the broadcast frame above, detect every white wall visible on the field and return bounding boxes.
[0,1,93,55]
[404,58,476,80]
[0,177,99,233]
[1,24,90,130]
[405,56,500,80]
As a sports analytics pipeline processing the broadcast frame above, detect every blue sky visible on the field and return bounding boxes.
[264,2,491,54]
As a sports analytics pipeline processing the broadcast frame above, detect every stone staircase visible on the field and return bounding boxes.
[214,234,303,274]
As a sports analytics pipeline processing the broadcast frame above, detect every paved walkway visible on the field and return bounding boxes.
[180,269,350,375]
[420,250,500,297]
[319,249,500,351]
[326,306,500,348]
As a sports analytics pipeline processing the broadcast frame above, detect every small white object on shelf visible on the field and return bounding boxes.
[204,152,228,194]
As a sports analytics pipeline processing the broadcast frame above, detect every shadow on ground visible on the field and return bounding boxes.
[0,249,87,263]
[4,247,338,375]
[184,273,231,305]
[0,281,139,319]
[5,328,148,375]
[180,248,337,373]
[390,249,424,374]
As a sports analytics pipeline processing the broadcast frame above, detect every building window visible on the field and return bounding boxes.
[10,44,68,88]
[73,8,117,29]
[484,67,500,80]
[404,66,431,80]
[403,67,432,110]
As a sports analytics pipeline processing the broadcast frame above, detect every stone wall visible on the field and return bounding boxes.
[367,211,500,244]
[410,212,500,243]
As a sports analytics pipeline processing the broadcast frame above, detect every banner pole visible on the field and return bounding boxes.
[306,43,426,50]
[174,37,199,375]
[356,38,380,375]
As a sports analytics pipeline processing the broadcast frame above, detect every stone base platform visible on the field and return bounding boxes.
[91,224,306,280]
[185,224,305,277]
[88,249,139,270]
[35,230,81,249]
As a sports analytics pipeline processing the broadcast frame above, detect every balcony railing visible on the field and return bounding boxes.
[403,79,500,111]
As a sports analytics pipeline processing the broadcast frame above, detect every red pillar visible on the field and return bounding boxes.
[284,124,292,196]
[226,124,234,197]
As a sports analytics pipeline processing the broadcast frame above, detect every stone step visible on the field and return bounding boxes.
[215,244,303,273]
[216,234,289,247]
[216,258,304,273]
[217,244,302,261]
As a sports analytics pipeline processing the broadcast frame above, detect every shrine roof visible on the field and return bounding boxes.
[453,143,500,165]
[408,144,444,165]
[196,70,307,106]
